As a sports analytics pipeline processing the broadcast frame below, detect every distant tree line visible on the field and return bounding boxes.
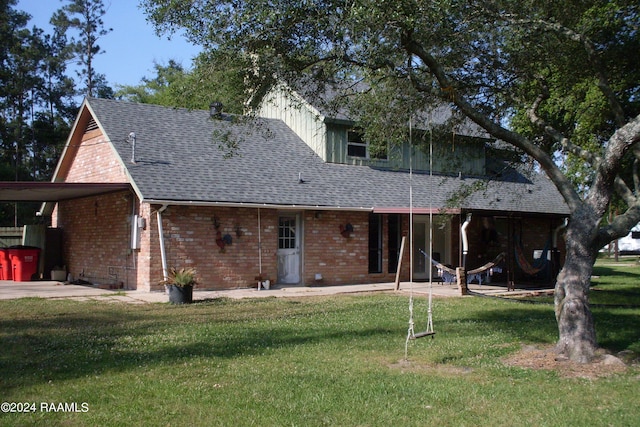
[0,0,112,226]
[114,50,249,114]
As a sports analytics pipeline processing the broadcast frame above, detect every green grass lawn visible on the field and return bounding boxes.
[591,258,640,305]
[1,265,639,426]
[512,257,640,306]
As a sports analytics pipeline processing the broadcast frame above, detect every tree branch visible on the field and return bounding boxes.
[494,13,627,127]
[401,34,583,212]
[587,114,640,214]
[597,203,640,250]
[614,176,636,206]
[634,146,640,194]
[526,91,600,165]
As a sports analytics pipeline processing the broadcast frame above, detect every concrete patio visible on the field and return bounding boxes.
[0,280,553,303]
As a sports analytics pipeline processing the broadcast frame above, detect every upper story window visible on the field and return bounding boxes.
[347,130,388,160]
[347,130,367,157]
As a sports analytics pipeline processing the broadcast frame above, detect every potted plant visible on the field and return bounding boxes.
[160,267,198,304]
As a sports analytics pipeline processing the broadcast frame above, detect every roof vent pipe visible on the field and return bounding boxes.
[127,132,136,163]
[210,102,223,118]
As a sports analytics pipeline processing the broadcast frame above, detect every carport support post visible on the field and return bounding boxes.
[457,267,468,295]
[394,236,407,291]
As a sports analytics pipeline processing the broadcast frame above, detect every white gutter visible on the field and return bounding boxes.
[142,199,375,212]
[461,213,472,268]
[157,204,169,283]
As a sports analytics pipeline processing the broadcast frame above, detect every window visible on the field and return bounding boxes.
[347,130,367,158]
[368,213,382,273]
[278,217,297,249]
[347,130,388,160]
[388,214,402,273]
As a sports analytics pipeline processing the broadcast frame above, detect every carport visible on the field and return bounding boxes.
[0,182,131,280]
[0,182,131,203]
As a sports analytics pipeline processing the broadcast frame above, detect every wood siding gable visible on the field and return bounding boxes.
[258,83,328,161]
[260,84,487,175]
[326,123,486,175]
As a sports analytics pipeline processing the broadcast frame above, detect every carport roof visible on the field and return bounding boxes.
[0,182,130,202]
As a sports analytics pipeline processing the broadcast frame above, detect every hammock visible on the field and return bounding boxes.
[420,250,505,285]
[467,252,506,285]
[514,238,550,276]
[420,249,457,284]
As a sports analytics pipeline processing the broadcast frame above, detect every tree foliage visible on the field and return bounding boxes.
[0,0,116,225]
[51,0,112,97]
[115,50,249,113]
[141,0,640,362]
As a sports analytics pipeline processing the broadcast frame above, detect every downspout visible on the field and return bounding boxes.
[553,217,569,249]
[157,204,169,285]
[461,213,472,269]
[129,194,137,289]
[258,208,262,275]
[551,217,569,280]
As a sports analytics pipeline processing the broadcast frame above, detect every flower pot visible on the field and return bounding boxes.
[168,284,193,304]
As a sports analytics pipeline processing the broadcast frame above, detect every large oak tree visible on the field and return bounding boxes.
[142,0,640,362]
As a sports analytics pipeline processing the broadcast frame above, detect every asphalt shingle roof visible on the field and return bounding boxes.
[86,97,569,215]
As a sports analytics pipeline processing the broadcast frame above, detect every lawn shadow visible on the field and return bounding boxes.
[592,265,640,281]
[442,299,640,356]
[0,299,394,392]
[440,303,556,341]
[2,294,637,393]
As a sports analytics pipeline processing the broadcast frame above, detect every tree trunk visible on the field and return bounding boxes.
[554,216,598,363]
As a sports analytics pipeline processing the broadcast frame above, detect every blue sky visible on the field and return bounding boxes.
[17,0,202,88]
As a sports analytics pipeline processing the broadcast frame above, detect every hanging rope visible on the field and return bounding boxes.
[404,110,436,360]
[425,119,435,335]
[405,114,415,358]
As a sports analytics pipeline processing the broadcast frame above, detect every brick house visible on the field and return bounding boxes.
[26,89,568,292]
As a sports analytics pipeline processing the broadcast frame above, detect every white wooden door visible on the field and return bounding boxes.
[277,214,301,284]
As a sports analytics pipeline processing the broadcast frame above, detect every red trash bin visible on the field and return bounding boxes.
[0,248,11,280]
[8,247,41,282]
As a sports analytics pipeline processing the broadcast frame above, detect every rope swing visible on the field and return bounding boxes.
[404,112,435,359]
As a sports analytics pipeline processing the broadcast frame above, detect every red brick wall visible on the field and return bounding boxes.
[55,199,415,291]
[64,131,129,183]
[52,128,137,287]
[303,211,420,285]
[144,207,413,291]
[56,191,136,287]
[145,206,279,291]
[55,192,567,291]
[305,211,370,284]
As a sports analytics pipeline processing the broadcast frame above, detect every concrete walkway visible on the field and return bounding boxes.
[0,280,552,303]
